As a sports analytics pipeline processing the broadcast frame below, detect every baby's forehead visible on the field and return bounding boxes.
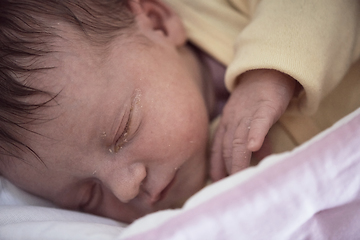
[30,29,102,94]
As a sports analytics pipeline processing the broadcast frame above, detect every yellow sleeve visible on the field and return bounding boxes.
[225,0,360,115]
[162,0,250,66]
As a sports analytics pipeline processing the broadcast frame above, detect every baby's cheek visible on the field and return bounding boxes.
[176,119,208,157]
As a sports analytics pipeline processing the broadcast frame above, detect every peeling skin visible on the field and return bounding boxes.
[133,88,142,106]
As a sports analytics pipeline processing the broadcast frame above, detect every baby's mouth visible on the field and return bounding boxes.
[151,172,177,205]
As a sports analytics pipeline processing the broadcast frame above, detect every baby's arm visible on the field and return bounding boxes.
[210,0,360,181]
[210,69,296,181]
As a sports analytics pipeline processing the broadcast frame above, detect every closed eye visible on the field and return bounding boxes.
[115,110,131,152]
[113,88,142,153]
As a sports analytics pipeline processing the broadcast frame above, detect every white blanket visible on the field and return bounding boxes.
[2,107,360,240]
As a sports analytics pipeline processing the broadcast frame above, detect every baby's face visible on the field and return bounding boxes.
[4,26,209,223]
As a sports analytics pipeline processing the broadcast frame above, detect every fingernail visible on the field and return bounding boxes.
[248,139,256,149]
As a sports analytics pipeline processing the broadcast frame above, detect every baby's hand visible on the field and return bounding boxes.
[210,69,296,181]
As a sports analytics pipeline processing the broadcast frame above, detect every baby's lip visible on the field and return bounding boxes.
[149,172,177,205]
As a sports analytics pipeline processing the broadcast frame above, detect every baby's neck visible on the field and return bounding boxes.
[187,43,229,120]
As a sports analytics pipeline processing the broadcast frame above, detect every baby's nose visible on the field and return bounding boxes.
[108,162,147,203]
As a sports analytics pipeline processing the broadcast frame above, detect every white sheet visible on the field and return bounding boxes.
[0,177,126,240]
[2,107,360,240]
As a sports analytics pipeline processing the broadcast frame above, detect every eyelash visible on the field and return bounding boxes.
[114,109,132,152]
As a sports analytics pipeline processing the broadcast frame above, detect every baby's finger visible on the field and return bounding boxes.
[247,113,275,152]
[229,118,252,175]
[231,149,251,175]
[210,125,227,181]
[222,124,239,174]
[222,118,250,174]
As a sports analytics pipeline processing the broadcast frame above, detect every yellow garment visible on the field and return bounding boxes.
[164,0,360,152]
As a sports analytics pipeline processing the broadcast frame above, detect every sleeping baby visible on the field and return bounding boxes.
[1,0,359,223]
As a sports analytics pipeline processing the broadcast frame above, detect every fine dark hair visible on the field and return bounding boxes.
[0,0,134,163]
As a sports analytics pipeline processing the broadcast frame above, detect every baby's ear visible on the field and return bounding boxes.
[129,0,187,47]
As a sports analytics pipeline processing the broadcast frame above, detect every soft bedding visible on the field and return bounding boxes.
[1,107,360,240]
